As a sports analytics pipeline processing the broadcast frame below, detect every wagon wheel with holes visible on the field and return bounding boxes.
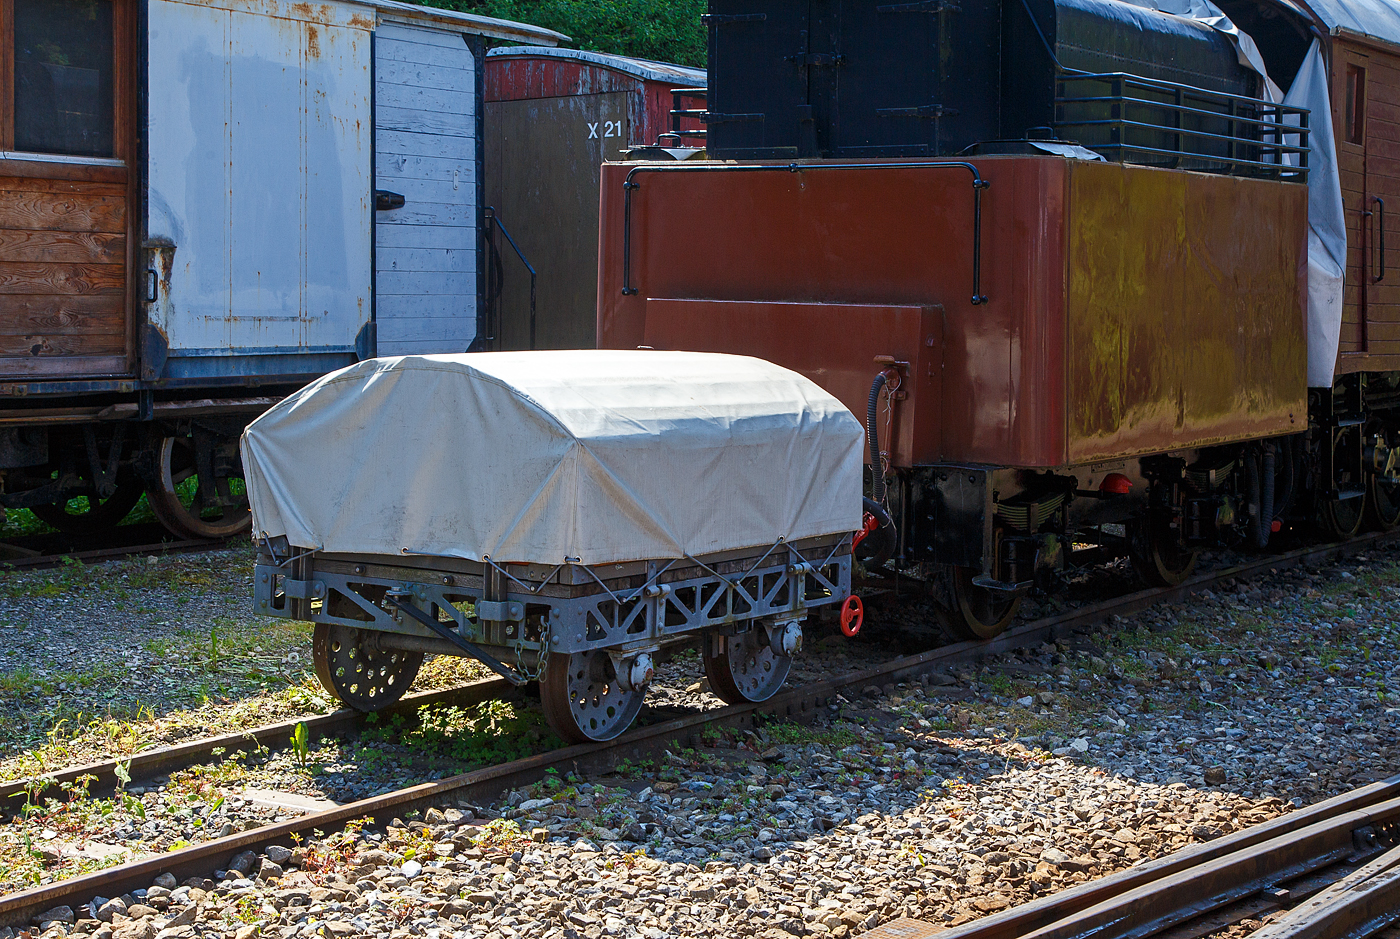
[30,478,144,534]
[1129,517,1200,588]
[703,626,794,705]
[1367,472,1400,532]
[312,623,423,711]
[539,650,645,744]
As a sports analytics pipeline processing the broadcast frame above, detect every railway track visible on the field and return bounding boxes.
[0,527,1395,928]
[860,777,1400,939]
[0,521,229,571]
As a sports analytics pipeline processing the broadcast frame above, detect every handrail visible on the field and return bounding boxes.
[620,161,990,306]
[483,206,539,350]
[1054,71,1310,181]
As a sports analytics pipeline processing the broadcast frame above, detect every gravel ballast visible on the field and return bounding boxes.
[1,541,1397,939]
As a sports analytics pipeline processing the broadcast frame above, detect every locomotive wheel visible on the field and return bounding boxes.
[703,627,793,705]
[146,435,252,540]
[1130,522,1200,588]
[539,650,645,744]
[1318,495,1365,540]
[939,566,1022,641]
[1365,474,1400,532]
[30,481,143,534]
[312,623,423,711]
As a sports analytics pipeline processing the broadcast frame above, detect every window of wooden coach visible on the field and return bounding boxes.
[1346,64,1366,145]
[0,0,131,159]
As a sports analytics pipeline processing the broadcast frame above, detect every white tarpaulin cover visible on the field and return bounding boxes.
[243,351,864,565]
[1285,41,1347,388]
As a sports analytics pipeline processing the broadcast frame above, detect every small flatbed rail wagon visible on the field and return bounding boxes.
[244,350,863,742]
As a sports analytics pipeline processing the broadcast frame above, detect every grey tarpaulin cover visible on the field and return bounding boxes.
[242,351,864,565]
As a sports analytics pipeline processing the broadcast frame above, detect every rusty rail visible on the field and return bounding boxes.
[858,785,1400,939]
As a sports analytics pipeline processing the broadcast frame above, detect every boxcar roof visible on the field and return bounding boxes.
[487,45,705,85]
[1294,0,1400,51]
[374,3,568,44]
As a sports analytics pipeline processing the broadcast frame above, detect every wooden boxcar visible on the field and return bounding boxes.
[0,0,561,539]
[483,46,703,351]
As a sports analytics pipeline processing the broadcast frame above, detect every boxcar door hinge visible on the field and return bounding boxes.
[878,1,961,12]
[877,104,960,118]
[701,12,767,25]
[784,53,845,67]
[701,112,766,124]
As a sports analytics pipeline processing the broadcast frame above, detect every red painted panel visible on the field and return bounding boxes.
[644,300,940,467]
[597,156,1308,470]
[598,157,1070,467]
[486,58,704,149]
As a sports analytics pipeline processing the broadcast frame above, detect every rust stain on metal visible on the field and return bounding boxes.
[146,238,176,298]
[307,24,320,59]
[349,13,374,29]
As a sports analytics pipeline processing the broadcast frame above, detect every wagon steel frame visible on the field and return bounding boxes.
[255,534,852,680]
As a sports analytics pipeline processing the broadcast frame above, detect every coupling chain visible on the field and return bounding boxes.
[513,626,550,682]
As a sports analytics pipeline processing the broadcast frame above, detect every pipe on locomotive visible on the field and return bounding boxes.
[1247,442,1278,549]
[868,370,896,504]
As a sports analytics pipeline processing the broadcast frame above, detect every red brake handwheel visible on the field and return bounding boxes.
[840,595,864,637]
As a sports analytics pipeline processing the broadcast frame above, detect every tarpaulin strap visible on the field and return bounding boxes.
[482,556,569,595]
[259,536,321,570]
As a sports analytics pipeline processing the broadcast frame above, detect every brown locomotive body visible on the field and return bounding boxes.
[597,0,1400,637]
[599,157,1309,469]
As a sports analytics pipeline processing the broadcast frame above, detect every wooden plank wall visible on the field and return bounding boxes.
[0,162,127,370]
[374,22,478,356]
[1337,39,1400,373]
[1363,45,1400,361]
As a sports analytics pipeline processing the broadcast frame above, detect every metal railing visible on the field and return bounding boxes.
[1054,72,1310,180]
[667,86,708,144]
[482,206,537,350]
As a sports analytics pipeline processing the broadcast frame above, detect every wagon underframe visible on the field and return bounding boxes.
[254,534,852,742]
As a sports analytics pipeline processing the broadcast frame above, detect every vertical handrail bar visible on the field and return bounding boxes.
[484,207,539,350]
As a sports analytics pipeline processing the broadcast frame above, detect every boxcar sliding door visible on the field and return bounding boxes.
[373,21,479,355]
[0,0,135,379]
[144,0,372,382]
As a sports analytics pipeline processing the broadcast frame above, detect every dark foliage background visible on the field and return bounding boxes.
[440,0,708,68]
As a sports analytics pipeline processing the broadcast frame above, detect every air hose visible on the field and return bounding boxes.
[1248,442,1277,549]
[860,370,900,569]
[868,371,893,503]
